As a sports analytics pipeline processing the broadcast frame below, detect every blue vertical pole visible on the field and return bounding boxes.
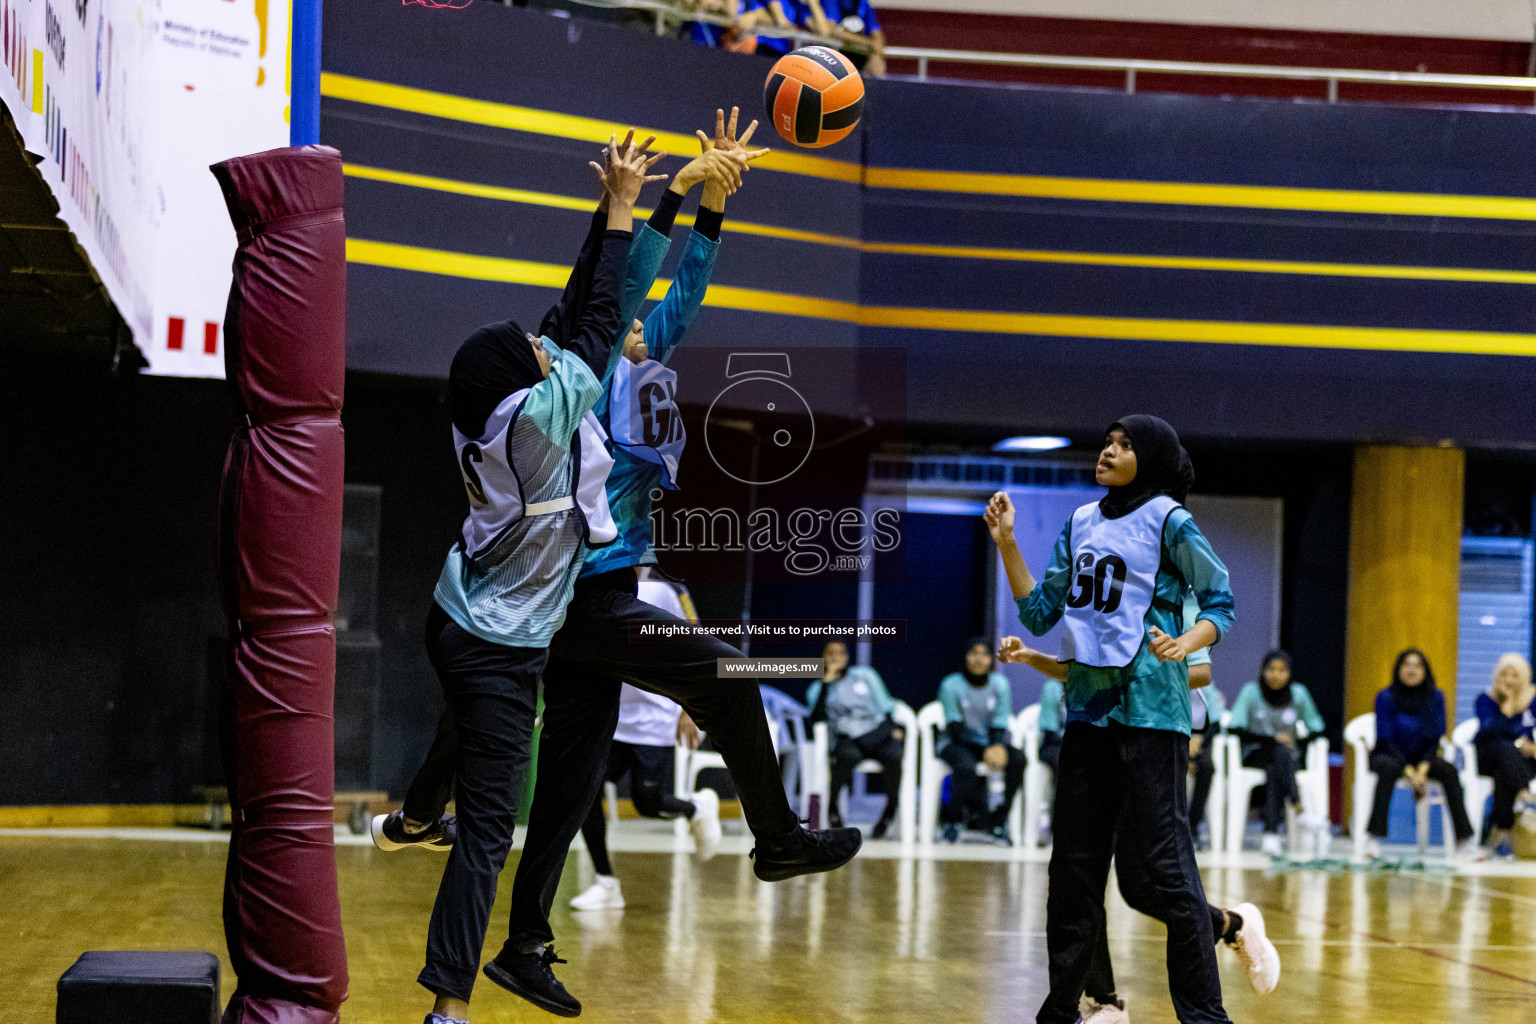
[290,0,323,146]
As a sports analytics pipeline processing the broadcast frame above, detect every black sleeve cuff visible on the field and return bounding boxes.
[694,206,724,242]
[647,189,684,237]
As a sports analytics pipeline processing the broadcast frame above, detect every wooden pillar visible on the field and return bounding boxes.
[1344,445,1463,819]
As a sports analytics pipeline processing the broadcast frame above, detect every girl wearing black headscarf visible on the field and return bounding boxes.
[403,137,658,1020]
[1228,649,1327,855]
[985,415,1271,1022]
[1365,648,1475,858]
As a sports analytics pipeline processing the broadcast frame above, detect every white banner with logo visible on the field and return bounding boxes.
[0,0,290,376]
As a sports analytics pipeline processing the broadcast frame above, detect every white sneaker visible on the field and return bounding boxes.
[1364,837,1382,859]
[1227,902,1280,994]
[1457,838,1485,862]
[569,875,624,910]
[1260,833,1283,857]
[690,788,722,861]
[1079,995,1130,1023]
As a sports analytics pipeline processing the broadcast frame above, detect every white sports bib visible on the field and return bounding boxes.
[453,387,617,565]
[1058,495,1180,669]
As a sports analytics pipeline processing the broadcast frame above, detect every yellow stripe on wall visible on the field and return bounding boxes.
[32,49,43,113]
[321,73,862,184]
[344,163,1536,285]
[864,167,1536,222]
[345,237,1536,358]
[321,74,1536,221]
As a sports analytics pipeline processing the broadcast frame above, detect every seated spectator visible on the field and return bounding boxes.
[1365,648,1476,858]
[680,0,760,53]
[1228,649,1325,855]
[806,0,885,75]
[741,0,800,58]
[1474,653,1536,859]
[806,641,905,838]
[936,637,1025,844]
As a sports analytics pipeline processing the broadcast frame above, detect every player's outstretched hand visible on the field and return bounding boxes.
[982,491,1016,546]
[592,129,668,211]
[1147,626,1187,663]
[695,107,770,191]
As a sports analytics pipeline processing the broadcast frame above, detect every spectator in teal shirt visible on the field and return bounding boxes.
[807,641,905,838]
[1227,648,1326,854]
[935,638,1025,844]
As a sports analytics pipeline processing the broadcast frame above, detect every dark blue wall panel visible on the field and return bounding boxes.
[324,0,1536,447]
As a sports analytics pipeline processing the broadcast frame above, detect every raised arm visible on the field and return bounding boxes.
[562,134,665,378]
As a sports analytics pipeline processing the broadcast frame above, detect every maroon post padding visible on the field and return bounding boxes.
[211,145,348,1024]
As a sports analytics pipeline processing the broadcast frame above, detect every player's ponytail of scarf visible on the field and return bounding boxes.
[1099,414,1197,520]
[447,319,544,440]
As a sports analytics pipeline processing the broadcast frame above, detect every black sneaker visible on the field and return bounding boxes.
[750,823,862,882]
[990,824,1013,846]
[484,945,581,1017]
[370,810,456,853]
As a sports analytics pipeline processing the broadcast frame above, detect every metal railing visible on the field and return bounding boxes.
[555,0,866,52]
[883,47,1536,105]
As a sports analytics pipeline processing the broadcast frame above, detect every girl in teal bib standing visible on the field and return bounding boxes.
[986,415,1237,1024]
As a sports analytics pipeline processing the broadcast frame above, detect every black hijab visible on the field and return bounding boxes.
[1100,414,1196,520]
[447,319,543,439]
[962,636,993,687]
[1389,647,1437,714]
[1259,648,1294,708]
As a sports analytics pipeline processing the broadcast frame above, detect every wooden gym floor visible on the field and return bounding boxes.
[5,827,1536,1024]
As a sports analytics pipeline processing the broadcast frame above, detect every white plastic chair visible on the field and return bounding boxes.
[1345,712,1454,859]
[1196,712,1227,854]
[1017,704,1053,849]
[1451,717,1493,842]
[1221,725,1330,855]
[673,717,779,838]
[916,701,1026,847]
[759,686,818,819]
[809,701,918,843]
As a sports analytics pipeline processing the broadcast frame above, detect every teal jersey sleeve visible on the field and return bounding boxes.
[1293,683,1327,735]
[938,674,964,723]
[1016,519,1075,636]
[597,224,673,388]
[1182,591,1211,667]
[1227,681,1261,731]
[645,229,719,365]
[1038,679,1065,732]
[1166,509,1236,641]
[520,340,604,446]
[804,680,822,712]
[991,673,1013,727]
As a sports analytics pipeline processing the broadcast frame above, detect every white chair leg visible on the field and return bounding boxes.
[1440,800,1456,858]
[899,766,917,846]
[674,747,691,839]
[1009,774,1024,848]
[604,781,620,827]
[1023,764,1044,849]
